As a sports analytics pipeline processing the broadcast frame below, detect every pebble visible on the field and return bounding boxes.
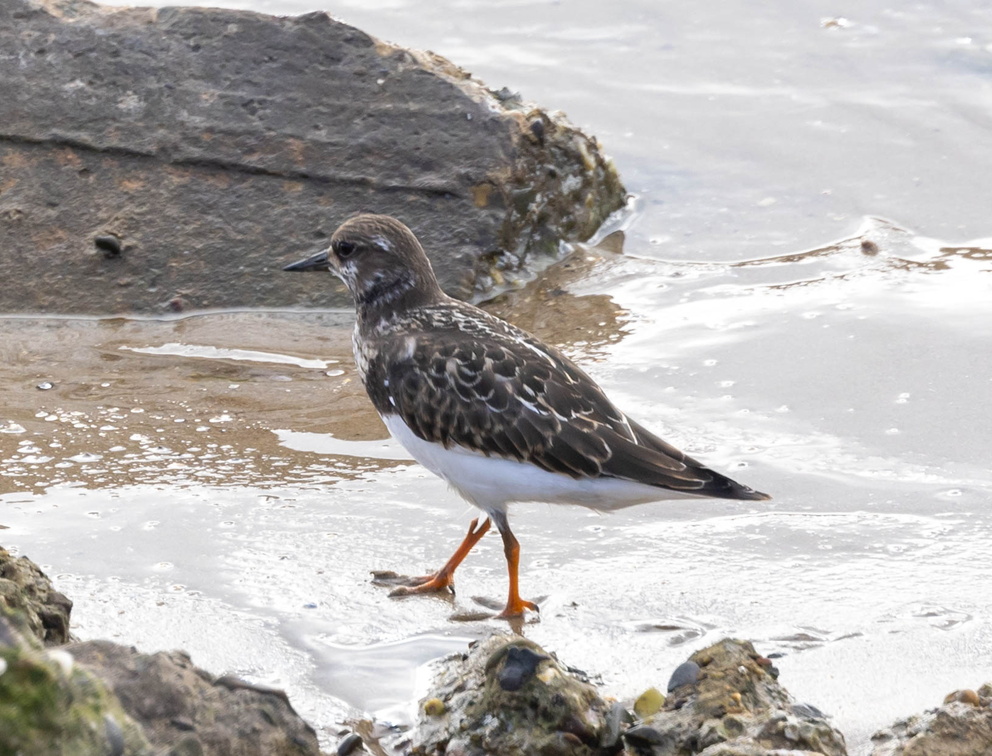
[623,724,668,747]
[633,687,664,718]
[104,714,125,756]
[497,646,549,692]
[336,732,363,756]
[423,698,446,716]
[95,234,123,258]
[943,689,981,706]
[792,701,826,719]
[861,239,879,255]
[667,660,701,692]
[600,701,632,748]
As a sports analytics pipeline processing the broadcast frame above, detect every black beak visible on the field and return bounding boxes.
[283,249,331,272]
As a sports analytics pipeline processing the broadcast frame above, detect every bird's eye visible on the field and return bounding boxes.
[335,240,357,258]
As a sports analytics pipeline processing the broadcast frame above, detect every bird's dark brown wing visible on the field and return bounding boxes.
[363,304,768,501]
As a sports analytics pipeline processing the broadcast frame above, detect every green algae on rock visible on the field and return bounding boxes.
[410,635,616,756]
[0,612,153,756]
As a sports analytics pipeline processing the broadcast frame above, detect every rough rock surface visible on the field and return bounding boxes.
[0,611,153,756]
[628,639,848,756]
[406,635,618,755]
[68,639,325,756]
[385,636,849,756]
[0,0,626,315]
[869,684,992,756]
[0,545,73,646]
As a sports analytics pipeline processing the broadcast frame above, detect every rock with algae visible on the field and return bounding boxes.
[0,0,626,315]
[624,639,847,756]
[68,639,325,756]
[0,610,153,756]
[869,684,992,756]
[408,635,618,756]
[0,545,73,646]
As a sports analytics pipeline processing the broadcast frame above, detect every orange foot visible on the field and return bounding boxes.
[371,517,491,599]
[495,596,539,620]
[384,571,455,597]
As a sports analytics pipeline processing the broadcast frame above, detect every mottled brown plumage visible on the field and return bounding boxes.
[285,213,769,618]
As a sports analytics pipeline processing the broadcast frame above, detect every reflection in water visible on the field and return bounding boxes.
[482,232,632,362]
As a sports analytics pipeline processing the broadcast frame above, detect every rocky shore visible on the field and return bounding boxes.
[1,2,990,754]
[2,546,990,755]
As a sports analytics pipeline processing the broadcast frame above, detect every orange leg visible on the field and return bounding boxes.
[389,517,491,596]
[495,522,539,619]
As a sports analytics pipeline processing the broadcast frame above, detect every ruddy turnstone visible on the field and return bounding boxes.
[285,214,769,618]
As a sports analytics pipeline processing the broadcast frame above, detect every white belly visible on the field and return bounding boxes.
[382,414,700,516]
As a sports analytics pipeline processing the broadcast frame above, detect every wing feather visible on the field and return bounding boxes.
[366,303,768,501]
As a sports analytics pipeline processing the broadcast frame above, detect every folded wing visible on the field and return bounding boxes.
[367,308,768,502]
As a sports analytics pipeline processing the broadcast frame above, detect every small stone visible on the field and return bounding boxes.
[104,714,125,756]
[633,687,664,718]
[792,701,826,719]
[45,649,74,676]
[600,701,632,749]
[943,689,980,706]
[756,655,780,679]
[497,645,549,691]
[529,119,545,144]
[37,381,54,390]
[336,732,363,755]
[94,234,123,258]
[623,724,668,746]
[535,666,559,684]
[667,660,701,692]
[722,714,745,737]
[423,698,446,716]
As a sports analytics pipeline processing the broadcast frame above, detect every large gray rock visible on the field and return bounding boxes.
[0,0,625,315]
[68,639,325,755]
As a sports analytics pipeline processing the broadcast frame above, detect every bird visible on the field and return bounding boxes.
[284,213,769,618]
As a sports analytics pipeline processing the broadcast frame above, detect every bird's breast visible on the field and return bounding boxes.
[352,324,375,383]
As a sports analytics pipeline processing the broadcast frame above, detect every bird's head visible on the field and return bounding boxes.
[284,214,444,312]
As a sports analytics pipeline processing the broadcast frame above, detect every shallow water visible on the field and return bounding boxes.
[7,0,992,752]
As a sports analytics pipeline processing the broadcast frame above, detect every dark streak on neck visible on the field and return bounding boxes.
[356,270,414,309]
